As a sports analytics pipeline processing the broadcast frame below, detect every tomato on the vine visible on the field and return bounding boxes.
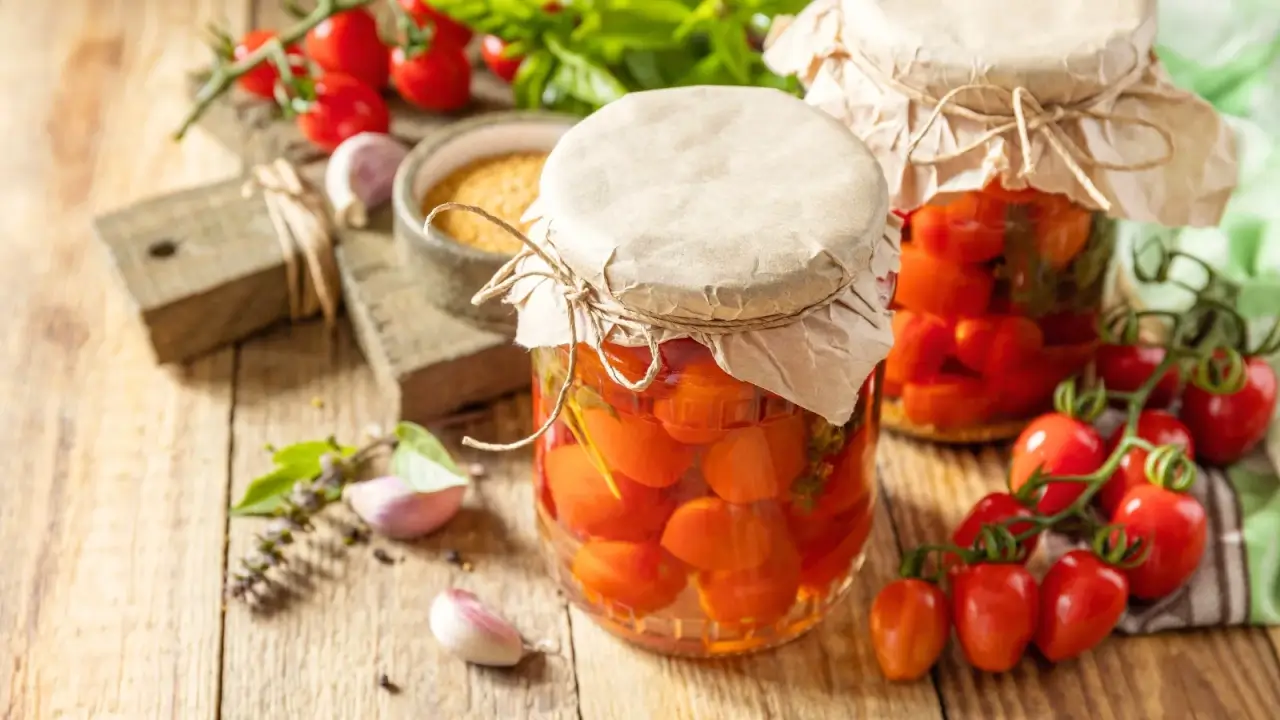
[869,579,950,681]
[305,8,389,89]
[233,30,304,100]
[397,0,474,49]
[1034,550,1127,662]
[951,563,1039,672]
[1180,355,1277,466]
[1009,413,1106,515]
[1099,410,1195,515]
[1111,484,1207,600]
[480,34,524,83]
[1096,344,1180,409]
[390,43,472,112]
[296,73,390,153]
[949,492,1039,565]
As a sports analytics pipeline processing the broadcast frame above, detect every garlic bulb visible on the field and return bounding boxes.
[343,475,465,540]
[429,589,525,667]
[325,132,408,228]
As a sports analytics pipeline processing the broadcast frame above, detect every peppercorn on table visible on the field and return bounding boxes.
[3,1,1279,719]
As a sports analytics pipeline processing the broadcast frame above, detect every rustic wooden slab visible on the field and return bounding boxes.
[336,206,531,424]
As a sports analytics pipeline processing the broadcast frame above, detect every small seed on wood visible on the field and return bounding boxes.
[373,548,395,565]
[377,673,400,694]
[444,549,463,566]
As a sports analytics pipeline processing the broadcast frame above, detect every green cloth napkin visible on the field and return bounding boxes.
[1097,0,1280,628]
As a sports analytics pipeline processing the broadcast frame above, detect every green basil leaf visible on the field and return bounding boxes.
[545,36,629,106]
[622,51,669,89]
[231,464,314,517]
[675,0,720,40]
[677,54,731,86]
[271,440,356,476]
[392,422,469,493]
[514,50,557,109]
[600,0,693,24]
[708,21,753,83]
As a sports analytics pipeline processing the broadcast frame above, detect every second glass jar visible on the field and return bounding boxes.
[885,184,1114,442]
[532,340,881,656]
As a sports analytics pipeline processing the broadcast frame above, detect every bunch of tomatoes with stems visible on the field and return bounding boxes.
[871,239,1279,681]
[184,0,532,152]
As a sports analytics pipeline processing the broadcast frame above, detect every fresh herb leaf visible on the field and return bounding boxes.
[392,422,470,494]
[708,21,753,83]
[513,50,557,109]
[272,439,356,475]
[231,464,315,517]
[546,36,629,106]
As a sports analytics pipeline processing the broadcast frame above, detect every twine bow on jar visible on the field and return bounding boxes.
[243,158,342,330]
[424,202,879,453]
[849,49,1179,212]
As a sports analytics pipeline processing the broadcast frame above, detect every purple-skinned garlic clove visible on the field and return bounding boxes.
[429,589,525,667]
[325,132,408,228]
[343,475,465,540]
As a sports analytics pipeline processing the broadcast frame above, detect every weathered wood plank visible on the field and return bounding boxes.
[0,0,246,718]
[878,433,1280,720]
[571,465,945,719]
[217,325,577,719]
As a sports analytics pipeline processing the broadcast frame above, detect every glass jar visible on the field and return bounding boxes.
[531,340,882,657]
[882,184,1114,442]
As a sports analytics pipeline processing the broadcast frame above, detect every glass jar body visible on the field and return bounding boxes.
[884,185,1114,442]
[531,340,882,657]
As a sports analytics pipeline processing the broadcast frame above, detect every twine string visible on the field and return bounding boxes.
[243,159,341,330]
[843,48,1176,211]
[424,201,871,452]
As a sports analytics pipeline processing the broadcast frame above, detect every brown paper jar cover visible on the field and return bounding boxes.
[501,86,900,426]
[764,0,1238,227]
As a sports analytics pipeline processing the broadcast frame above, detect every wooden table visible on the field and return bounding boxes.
[4,2,1280,718]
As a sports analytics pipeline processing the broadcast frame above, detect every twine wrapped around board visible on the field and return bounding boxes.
[243,158,342,329]
[424,202,887,452]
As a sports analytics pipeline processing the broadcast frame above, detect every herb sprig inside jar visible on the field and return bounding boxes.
[766,0,1238,443]
[427,85,900,657]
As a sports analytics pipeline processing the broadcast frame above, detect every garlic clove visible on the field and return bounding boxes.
[343,475,466,540]
[429,589,525,667]
[325,132,409,229]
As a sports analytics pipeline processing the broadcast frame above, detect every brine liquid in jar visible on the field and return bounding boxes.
[532,340,882,657]
[884,184,1114,442]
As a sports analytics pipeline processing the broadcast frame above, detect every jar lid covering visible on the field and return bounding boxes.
[463,86,900,428]
[765,0,1237,226]
[538,85,888,325]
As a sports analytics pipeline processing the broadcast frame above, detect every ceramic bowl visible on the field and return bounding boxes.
[392,111,578,331]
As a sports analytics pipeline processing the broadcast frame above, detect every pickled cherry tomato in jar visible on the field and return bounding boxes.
[500,87,895,657]
[885,184,1112,442]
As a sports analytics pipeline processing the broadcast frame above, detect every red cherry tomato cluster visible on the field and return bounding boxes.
[1097,345,1277,466]
[224,2,555,152]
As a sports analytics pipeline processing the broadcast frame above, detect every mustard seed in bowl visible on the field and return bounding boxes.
[420,152,548,255]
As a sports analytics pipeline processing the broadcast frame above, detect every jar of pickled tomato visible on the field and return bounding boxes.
[532,343,882,656]
[885,186,1114,441]
[443,86,900,656]
[765,0,1238,441]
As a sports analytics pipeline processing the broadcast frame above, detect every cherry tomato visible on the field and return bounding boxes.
[894,243,995,317]
[953,316,1044,376]
[296,73,390,153]
[233,30,304,99]
[870,579,950,681]
[1096,344,1180,409]
[480,34,524,83]
[1034,550,1127,662]
[1099,410,1195,516]
[951,563,1039,672]
[901,377,995,430]
[1009,413,1105,515]
[1038,310,1099,346]
[1111,484,1207,599]
[983,181,1040,204]
[1032,193,1093,269]
[390,43,472,112]
[949,492,1039,564]
[305,9,389,89]
[397,0,474,48]
[1180,355,1278,465]
[909,193,1006,264]
[885,310,953,392]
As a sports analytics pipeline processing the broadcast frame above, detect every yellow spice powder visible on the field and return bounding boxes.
[422,152,549,255]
